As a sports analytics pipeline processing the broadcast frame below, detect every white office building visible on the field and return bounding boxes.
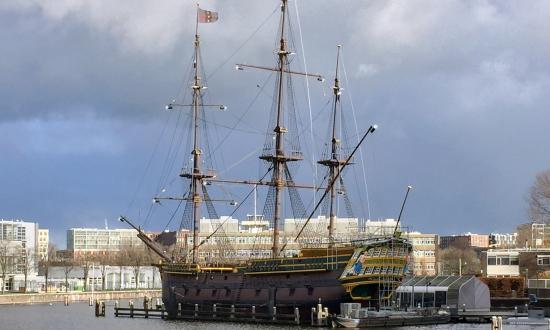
[0,219,41,292]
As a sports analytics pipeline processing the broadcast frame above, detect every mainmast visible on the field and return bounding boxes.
[256,0,297,257]
[271,0,290,258]
[318,45,348,244]
[234,0,323,257]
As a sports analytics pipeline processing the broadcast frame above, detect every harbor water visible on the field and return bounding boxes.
[0,301,542,330]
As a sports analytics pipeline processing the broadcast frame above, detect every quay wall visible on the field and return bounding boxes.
[0,289,161,305]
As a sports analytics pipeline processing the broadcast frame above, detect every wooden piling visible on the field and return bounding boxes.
[144,297,149,319]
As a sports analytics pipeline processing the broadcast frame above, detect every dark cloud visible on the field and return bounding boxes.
[1,0,550,246]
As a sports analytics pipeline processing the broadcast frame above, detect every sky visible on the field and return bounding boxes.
[1,0,550,247]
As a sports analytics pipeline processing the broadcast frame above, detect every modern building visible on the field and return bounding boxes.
[480,247,550,298]
[481,248,550,278]
[172,217,402,261]
[405,232,438,276]
[439,233,489,250]
[364,218,400,236]
[0,219,40,292]
[284,216,360,241]
[67,228,145,258]
[489,232,517,248]
[37,229,49,261]
[40,265,161,292]
[531,223,550,248]
[481,249,521,277]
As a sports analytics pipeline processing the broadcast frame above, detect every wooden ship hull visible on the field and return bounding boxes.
[159,238,412,321]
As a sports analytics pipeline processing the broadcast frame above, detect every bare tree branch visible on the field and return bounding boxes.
[529,170,550,223]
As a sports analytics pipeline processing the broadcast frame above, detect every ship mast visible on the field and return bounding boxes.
[271,0,289,258]
[232,0,324,257]
[165,6,221,264]
[190,11,202,264]
[318,45,347,244]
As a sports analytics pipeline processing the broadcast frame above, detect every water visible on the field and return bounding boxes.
[0,301,540,330]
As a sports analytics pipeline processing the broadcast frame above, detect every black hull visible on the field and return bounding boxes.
[161,269,349,320]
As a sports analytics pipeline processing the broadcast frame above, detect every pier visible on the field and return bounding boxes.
[109,296,314,325]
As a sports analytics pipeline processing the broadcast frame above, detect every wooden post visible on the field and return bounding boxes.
[144,296,149,319]
[294,307,300,325]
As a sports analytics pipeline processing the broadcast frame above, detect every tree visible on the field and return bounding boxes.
[40,245,57,293]
[516,223,532,248]
[0,241,16,294]
[60,259,75,292]
[438,247,481,275]
[96,254,111,291]
[21,248,36,293]
[528,170,550,223]
[79,254,93,292]
[115,250,128,290]
[128,250,145,289]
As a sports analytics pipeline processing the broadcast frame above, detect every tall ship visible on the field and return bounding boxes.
[122,1,412,322]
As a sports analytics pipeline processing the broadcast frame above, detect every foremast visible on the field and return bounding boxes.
[189,18,206,264]
[169,6,220,264]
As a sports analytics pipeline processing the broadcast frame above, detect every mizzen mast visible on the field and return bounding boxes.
[317,45,349,244]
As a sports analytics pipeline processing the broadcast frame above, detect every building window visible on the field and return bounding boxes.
[537,256,550,265]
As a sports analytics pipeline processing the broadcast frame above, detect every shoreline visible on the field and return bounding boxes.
[0,289,161,305]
